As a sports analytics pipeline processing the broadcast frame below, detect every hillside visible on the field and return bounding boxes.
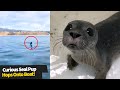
[0,28,50,36]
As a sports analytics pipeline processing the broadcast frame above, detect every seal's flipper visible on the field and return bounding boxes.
[67,54,78,70]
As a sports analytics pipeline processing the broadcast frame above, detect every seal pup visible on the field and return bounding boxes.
[30,42,32,48]
[62,12,120,79]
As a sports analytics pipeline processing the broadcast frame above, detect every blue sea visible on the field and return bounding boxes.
[0,35,50,79]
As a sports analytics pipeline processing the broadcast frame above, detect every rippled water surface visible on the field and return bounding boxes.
[0,36,50,79]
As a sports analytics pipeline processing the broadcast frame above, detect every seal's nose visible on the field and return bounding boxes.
[69,32,81,39]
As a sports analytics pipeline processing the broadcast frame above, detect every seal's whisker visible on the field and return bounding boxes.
[54,43,62,55]
[55,38,63,41]
[53,41,62,54]
[53,42,62,55]
[56,36,63,37]
[57,43,63,55]
[86,48,92,65]
[84,49,88,65]
[90,48,97,67]
[86,48,92,66]
[87,47,96,67]
[81,49,84,63]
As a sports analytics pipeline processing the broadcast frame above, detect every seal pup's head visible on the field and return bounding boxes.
[62,20,98,52]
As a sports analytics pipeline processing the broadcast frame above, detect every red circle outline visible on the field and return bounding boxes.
[24,36,38,50]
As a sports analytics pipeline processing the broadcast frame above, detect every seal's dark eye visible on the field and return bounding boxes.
[65,24,72,31]
[87,28,94,36]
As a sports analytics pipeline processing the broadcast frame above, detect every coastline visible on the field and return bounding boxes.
[0,35,50,36]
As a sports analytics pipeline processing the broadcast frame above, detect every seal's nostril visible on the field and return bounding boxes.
[70,32,81,38]
[76,34,81,37]
[70,32,73,37]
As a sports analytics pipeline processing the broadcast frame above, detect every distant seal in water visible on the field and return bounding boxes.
[62,12,120,79]
[30,42,32,48]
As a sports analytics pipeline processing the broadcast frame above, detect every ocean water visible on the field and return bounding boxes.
[0,35,50,79]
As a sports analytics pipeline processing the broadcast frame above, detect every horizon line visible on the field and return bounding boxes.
[0,27,50,31]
